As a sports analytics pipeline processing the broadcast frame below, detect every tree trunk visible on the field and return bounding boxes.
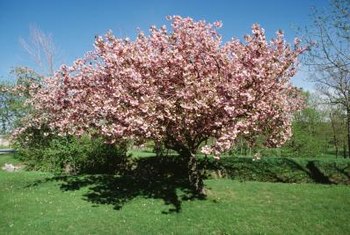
[185,151,205,196]
[335,141,339,159]
[330,113,339,158]
[347,108,350,158]
[343,141,347,159]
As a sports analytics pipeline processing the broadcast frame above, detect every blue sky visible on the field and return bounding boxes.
[0,0,329,90]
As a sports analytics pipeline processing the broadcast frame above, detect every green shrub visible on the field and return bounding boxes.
[13,127,128,174]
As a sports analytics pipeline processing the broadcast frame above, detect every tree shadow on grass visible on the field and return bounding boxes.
[199,157,344,184]
[30,156,206,213]
[305,161,333,184]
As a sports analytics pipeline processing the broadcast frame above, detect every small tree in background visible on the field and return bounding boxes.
[15,16,305,194]
[0,67,42,134]
[327,105,347,158]
[0,83,17,134]
[303,0,350,157]
[287,93,329,157]
[20,25,58,76]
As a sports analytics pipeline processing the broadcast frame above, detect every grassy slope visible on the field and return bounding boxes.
[1,154,349,235]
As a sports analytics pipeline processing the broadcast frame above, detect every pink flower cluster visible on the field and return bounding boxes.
[17,16,305,157]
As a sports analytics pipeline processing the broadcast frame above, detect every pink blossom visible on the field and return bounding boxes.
[15,16,305,156]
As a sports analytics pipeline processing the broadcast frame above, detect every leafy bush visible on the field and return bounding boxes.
[13,127,128,174]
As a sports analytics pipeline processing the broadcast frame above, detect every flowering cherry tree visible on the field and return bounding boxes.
[18,16,305,194]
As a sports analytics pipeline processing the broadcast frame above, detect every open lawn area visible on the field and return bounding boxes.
[1,154,350,234]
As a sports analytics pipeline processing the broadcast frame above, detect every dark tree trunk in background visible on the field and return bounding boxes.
[343,141,347,159]
[347,109,350,158]
[330,113,339,158]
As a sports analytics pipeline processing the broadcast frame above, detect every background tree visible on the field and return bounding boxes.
[0,67,42,134]
[303,0,350,157]
[0,82,17,134]
[20,25,58,76]
[15,16,305,194]
[0,24,57,135]
[328,105,347,158]
[284,93,331,157]
[0,24,58,134]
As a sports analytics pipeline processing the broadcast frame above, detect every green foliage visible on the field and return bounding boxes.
[284,107,330,157]
[0,82,20,134]
[329,108,348,157]
[0,67,42,134]
[227,101,334,158]
[13,128,128,174]
[229,92,346,159]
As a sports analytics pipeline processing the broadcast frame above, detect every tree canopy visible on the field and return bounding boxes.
[21,16,304,155]
[14,16,305,193]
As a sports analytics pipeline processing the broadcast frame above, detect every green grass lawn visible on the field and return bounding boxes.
[1,154,350,234]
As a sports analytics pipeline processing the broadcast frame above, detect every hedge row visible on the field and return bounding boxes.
[14,138,350,185]
[200,156,350,185]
